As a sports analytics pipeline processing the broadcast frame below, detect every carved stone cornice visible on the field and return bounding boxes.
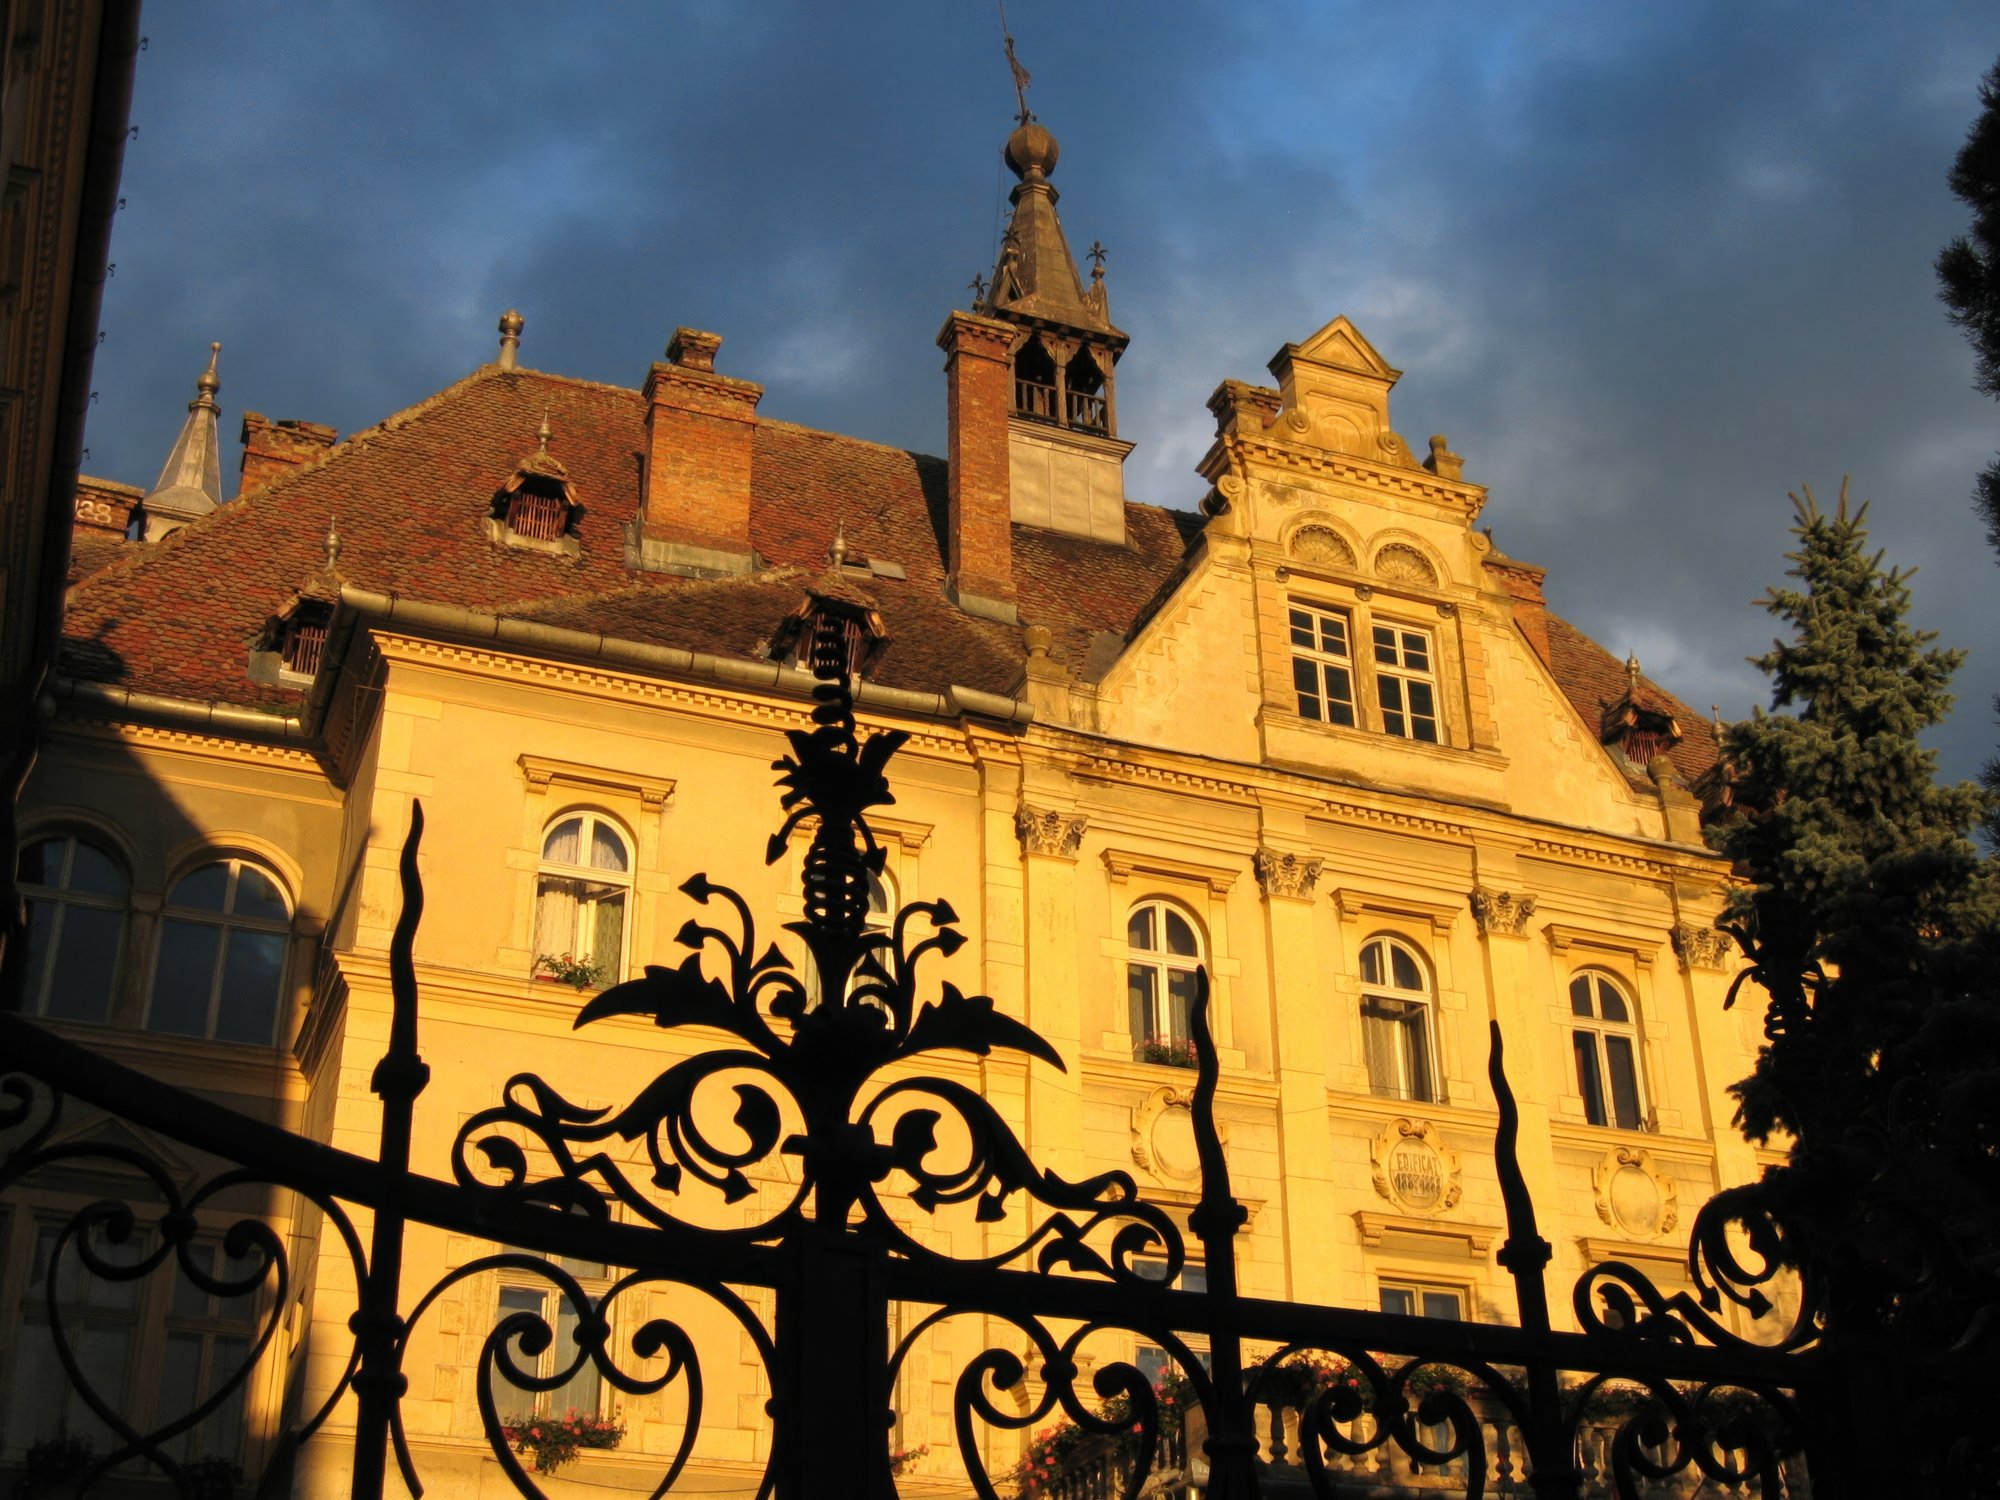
[1016,805,1087,860]
[1254,846,1322,901]
[1671,924,1737,973]
[1468,887,1536,937]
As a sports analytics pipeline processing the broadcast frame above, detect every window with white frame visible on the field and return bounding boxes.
[147,859,292,1045]
[1288,601,1357,727]
[14,834,126,1024]
[533,814,632,989]
[488,1255,611,1420]
[1126,901,1203,1063]
[1371,623,1440,742]
[1569,972,1647,1129]
[1378,1279,1465,1320]
[1359,936,1439,1104]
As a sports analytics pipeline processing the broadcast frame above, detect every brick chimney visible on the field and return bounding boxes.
[240,413,337,492]
[936,311,1017,619]
[630,327,762,576]
[72,476,142,539]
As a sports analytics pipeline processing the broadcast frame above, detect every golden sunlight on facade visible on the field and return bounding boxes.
[4,109,1777,1497]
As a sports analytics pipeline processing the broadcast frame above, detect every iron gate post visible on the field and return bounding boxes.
[771,1231,893,1499]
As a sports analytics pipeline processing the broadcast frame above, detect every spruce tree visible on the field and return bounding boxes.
[1937,55,2000,841]
[1719,482,2000,1340]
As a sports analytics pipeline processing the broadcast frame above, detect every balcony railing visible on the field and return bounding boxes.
[1015,376,1058,422]
[1066,388,1107,433]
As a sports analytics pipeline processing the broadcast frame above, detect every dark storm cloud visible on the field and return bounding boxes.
[91,2,2000,782]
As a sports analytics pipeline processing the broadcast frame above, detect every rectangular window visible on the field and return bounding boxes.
[1289,604,1356,726]
[1361,995,1437,1104]
[1372,625,1439,742]
[1378,1282,1464,1321]
[1135,1261,1209,1389]
[7,1226,145,1453]
[489,1256,610,1421]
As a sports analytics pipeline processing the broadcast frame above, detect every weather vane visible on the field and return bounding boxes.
[999,0,1034,125]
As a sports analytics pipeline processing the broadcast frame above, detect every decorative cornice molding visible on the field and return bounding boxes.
[1671,924,1737,973]
[1101,847,1238,895]
[1253,846,1322,900]
[1468,887,1536,937]
[1331,886,1458,935]
[1543,923,1658,970]
[518,753,676,811]
[1016,805,1087,859]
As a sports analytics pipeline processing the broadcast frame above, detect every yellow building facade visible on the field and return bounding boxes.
[3,115,1774,1496]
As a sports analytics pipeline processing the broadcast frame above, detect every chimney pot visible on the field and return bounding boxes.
[667,327,722,373]
[936,310,1018,618]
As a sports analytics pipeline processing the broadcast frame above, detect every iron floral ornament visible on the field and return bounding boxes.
[452,614,1181,1281]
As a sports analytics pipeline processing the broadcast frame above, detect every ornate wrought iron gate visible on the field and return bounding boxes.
[0,629,1864,1500]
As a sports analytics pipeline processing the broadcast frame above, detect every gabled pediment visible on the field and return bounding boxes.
[1272,316,1402,385]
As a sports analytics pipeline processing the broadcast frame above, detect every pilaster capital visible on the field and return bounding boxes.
[1253,846,1322,901]
[1016,804,1087,860]
[1468,886,1536,937]
[1671,923,1737,973]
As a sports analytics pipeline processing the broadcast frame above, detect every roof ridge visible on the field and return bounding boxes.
[69,364,554,602]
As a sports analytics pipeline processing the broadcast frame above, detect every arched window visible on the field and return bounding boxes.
[15,834,127,1023]
[533,813,631,989]
[1127,901,1202,1063]
[1360,936,1438,1103]
[806,866,896,1009]
[148,859,292,1044]
[1569,972,1646,1129]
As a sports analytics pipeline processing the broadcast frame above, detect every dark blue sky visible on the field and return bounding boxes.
[89,2,2000,784]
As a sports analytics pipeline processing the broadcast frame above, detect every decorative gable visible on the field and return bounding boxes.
[1599,655,1684,774]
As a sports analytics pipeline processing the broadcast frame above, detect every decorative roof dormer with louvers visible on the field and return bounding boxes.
[488,414,582,555]
[974,115,1134,546]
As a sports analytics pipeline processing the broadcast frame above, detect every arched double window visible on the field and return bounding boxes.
[533,813,631,989]
[1360,935,1439,1104]
[1569,972,1646,1129]
[147,858,292,1045]
[1127,901,1203,1063]
[15,834,127,1023]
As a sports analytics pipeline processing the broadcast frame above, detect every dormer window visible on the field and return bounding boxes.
[487,418,582,555]
[248,596,334,687]
[768,592,889,680]
[281,608,330,676]
[1600,655,1682,774]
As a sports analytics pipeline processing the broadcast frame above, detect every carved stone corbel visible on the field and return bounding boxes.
[1469,887,1536,936]
[1015,805,1087,859]
[1254,847,1322,901]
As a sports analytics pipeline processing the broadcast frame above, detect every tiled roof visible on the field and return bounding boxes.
[1544,613,1719,785]
[66,531,136,586]
[60,360,1719,791]
[58,366,1191,711]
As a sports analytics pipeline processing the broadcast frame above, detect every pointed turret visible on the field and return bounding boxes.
[949,112,1134,549]
[982,121,1122,340]
[141,343,225,542]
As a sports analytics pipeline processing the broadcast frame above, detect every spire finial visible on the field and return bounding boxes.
[1625,652,1642,693]
[537,408,552,456]
[498,309,524,371]
[830,520,848,569]
[195,342,221,404]
[968,271,989,305]
[1087,240,1107,284]
[999,0,1033,125]
[1711,703,1724,736]
[326,512,341,570]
